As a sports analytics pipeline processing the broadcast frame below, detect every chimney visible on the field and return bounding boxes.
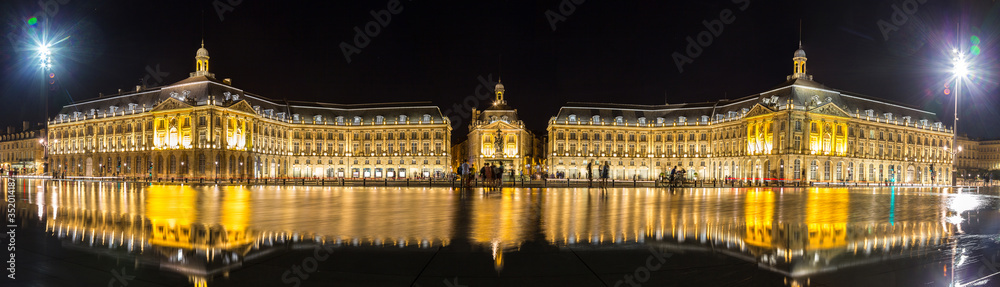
[6,126,12,134]
[136,85,142,92]
[22,121,30,131]
[223,78,232,85]
[118,88,123,94]
[99,92,104,98]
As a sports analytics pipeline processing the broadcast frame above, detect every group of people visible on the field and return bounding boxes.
[458,161,509,189]
[663,166,687,187]
[586,161,612,188]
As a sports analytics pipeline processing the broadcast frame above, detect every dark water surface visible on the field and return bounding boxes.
[5,179,1000,286]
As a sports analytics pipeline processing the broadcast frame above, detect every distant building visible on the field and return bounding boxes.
[0,122,46,175]
[458,80,544,178]
[547,43,955,184]
[955,136,1000,181]
[46,42,451,179]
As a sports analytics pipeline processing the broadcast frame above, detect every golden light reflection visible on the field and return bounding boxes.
[744,188,775,248]
[805,188,849,249]
[29,181,958,283]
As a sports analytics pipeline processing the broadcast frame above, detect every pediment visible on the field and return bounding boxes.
[476,120,519,131]
[809,102,851,118]
[227,100,258,115]
[149,97,193,112]
[743,104,774,118]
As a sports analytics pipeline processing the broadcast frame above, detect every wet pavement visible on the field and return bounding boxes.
[4,178,1000,286]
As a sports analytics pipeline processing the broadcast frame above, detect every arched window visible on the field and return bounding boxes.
[810,160,818,181]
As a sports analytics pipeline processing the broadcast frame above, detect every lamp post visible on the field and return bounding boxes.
[951,50,968,186]
[38,45,53,175]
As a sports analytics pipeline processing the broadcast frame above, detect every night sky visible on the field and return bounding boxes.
[1,0,998,141]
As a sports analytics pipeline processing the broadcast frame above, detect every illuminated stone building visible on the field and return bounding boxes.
[0,122,46,174]
[463,80,543,177]
[548,43,955,184]
[45,43,451,179]
[956,136,1000,180]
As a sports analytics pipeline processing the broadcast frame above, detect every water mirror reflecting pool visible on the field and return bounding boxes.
[7,179,1000,286]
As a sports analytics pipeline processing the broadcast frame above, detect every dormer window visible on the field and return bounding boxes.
[934,122,942,128]
[353,116,362,125]
[865,109,875,117]
[336,116,344,124]
[728,111,738,119]
[637,117,646,125]
[615,116,624,124]
[919,119,928,126]
[741,108,749,114]
[701,115,709,123]
[109,106,118,114]
[501,115,509,123]
[314,115,323,123]
[656,117,664,124]
[592,115,600,123]
[292,114,300,121]
[423,114,432,123]
[678,116,687,123]
[399,115,407,122]
[883,113,893,121]
[568,114,577,122]
[375,115,384,124]
[902,116,911,124]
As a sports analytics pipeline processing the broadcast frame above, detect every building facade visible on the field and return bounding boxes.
[956,136,1000,181]
[46,43,451,179]
[547,44,955,185]
[462,81,543,178]
[0,122,47,175]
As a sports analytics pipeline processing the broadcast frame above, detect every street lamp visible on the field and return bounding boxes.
[951,49,969,186]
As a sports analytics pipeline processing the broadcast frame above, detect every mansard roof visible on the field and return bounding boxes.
[553,78,942,126]
[54,76,448,125]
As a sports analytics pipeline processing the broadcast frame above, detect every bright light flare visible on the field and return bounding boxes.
[953,55,968,78]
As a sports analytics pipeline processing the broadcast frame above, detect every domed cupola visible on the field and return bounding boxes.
[788,41,812,81]
[190,39,215,78]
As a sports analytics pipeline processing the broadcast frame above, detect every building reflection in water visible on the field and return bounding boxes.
[25,181,967,286]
